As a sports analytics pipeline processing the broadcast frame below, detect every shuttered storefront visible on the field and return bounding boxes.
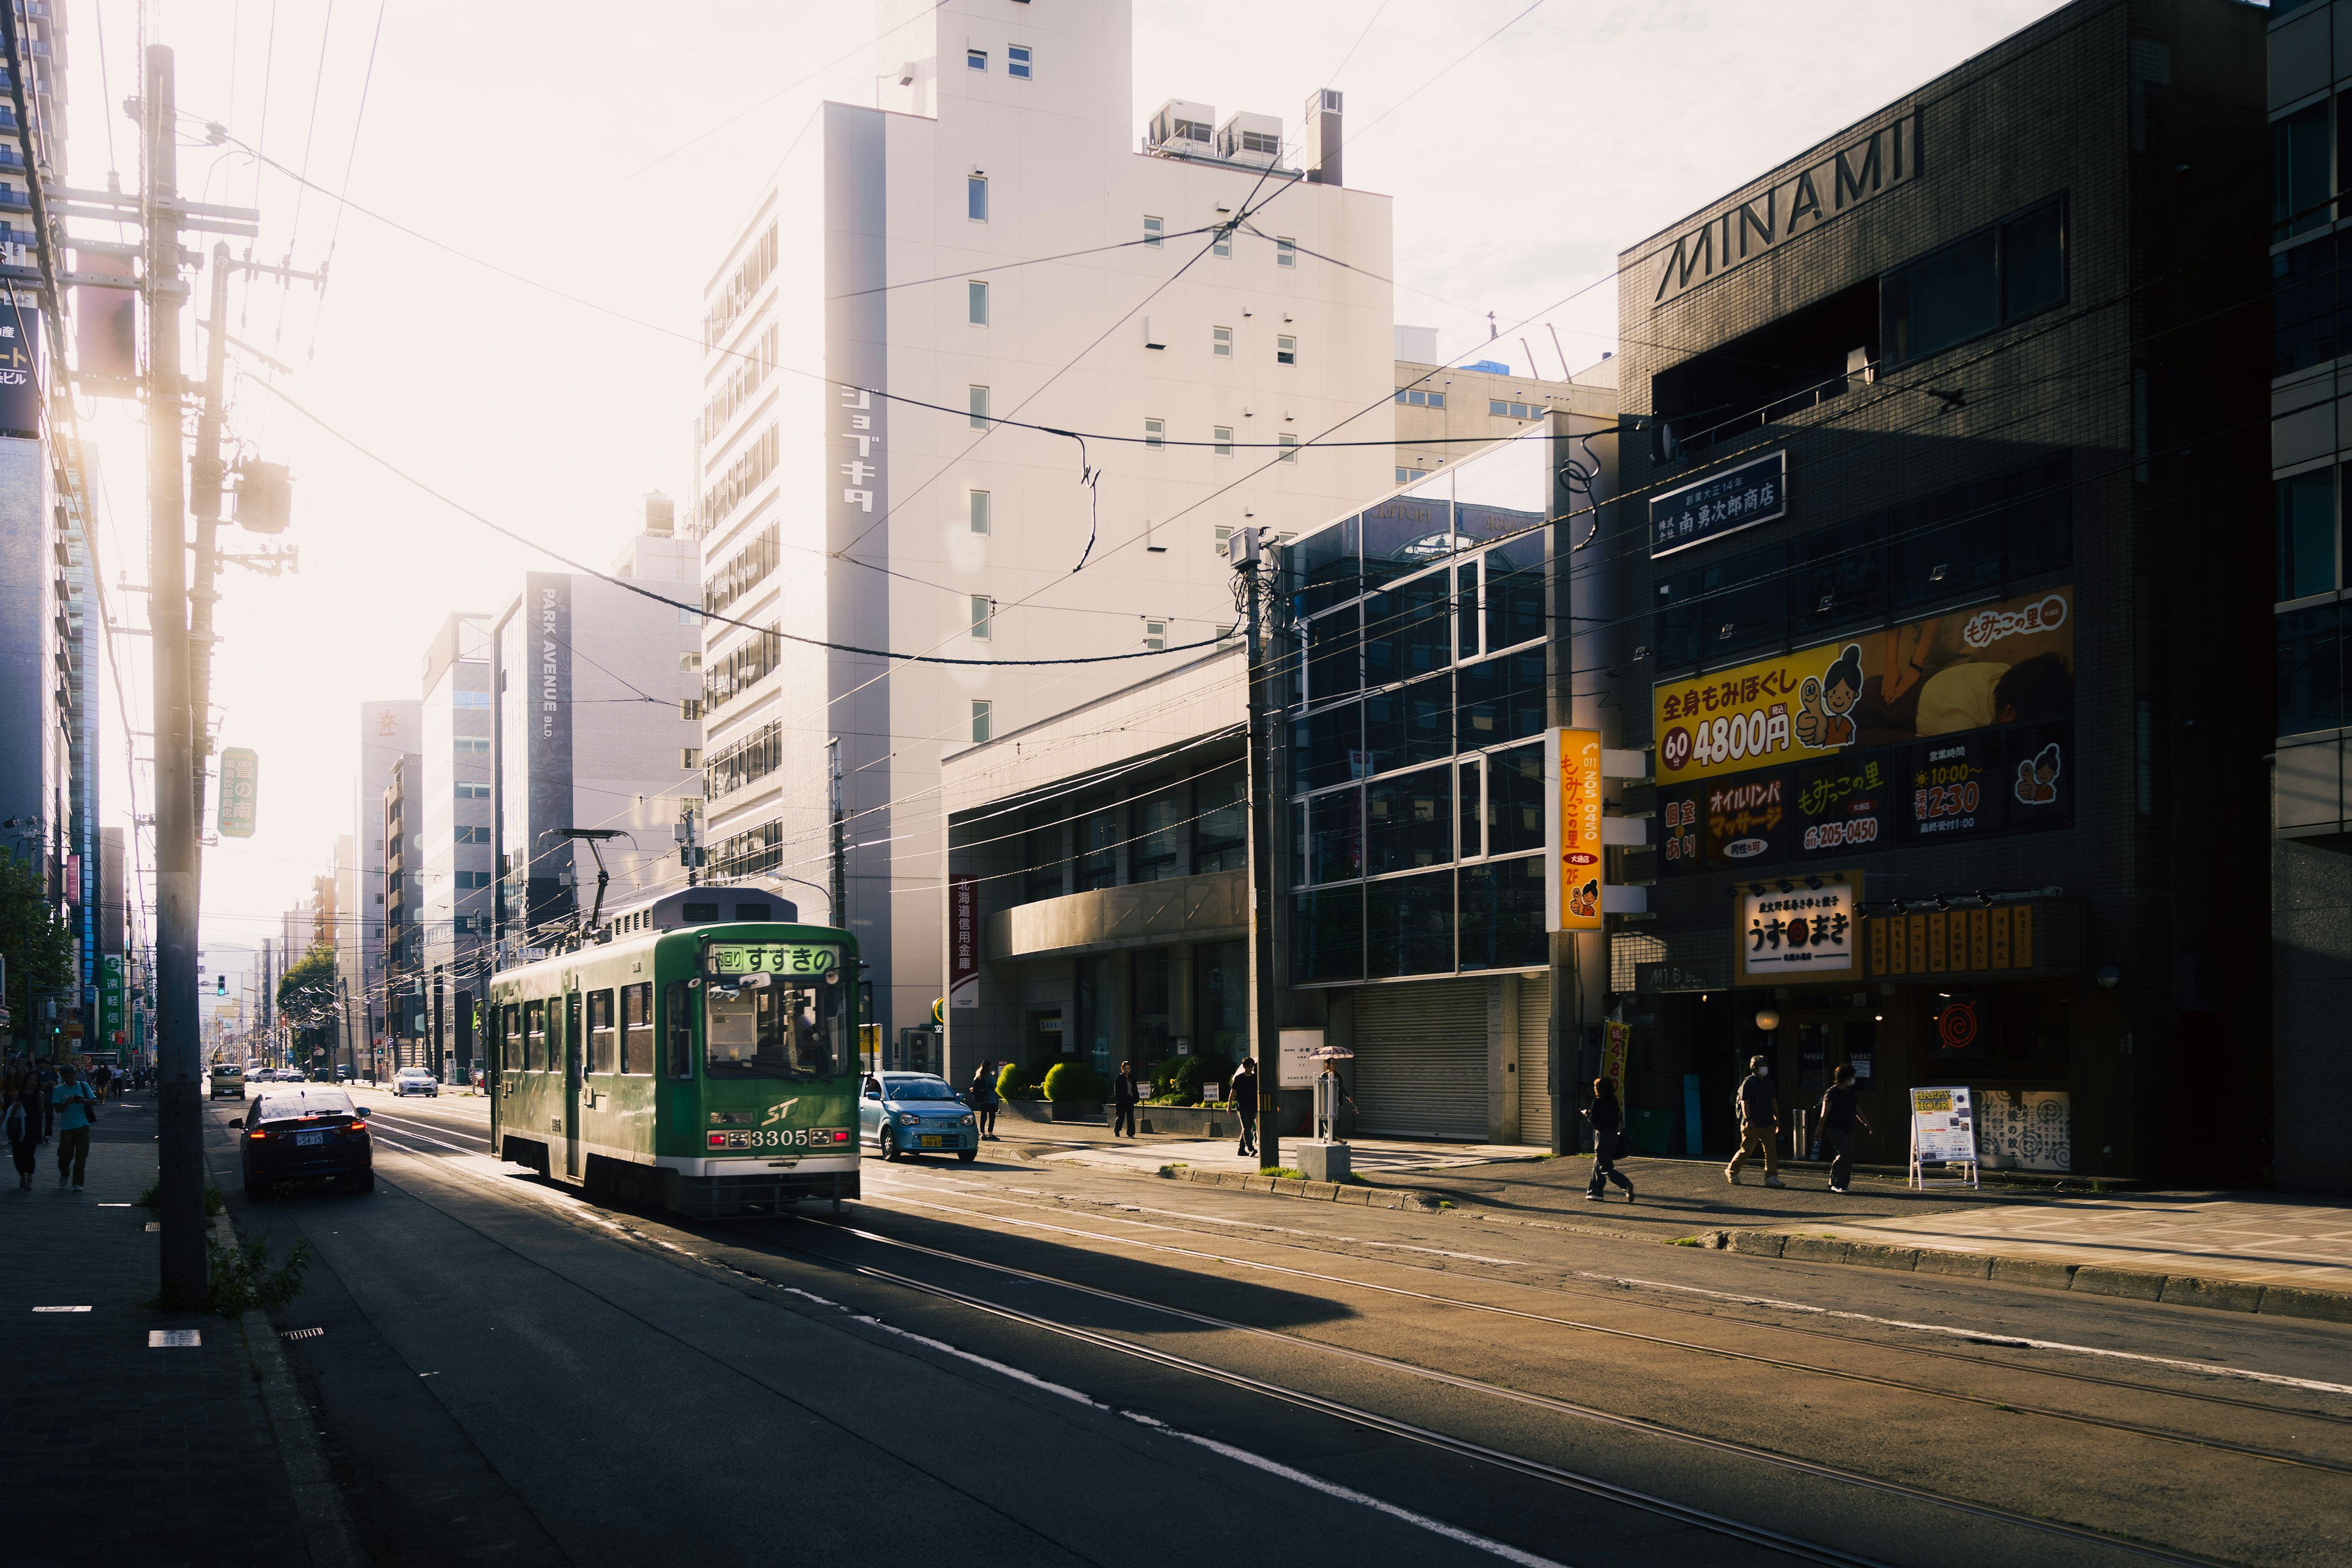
[1353,980,1489,1140]
[1517,973,1553,1148]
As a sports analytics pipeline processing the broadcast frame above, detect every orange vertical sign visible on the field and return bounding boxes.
[1548,728,1604,932]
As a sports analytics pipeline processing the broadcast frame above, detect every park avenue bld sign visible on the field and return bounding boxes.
[1648,110,1923,308]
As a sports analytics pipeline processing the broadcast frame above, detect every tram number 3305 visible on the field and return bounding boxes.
[707,1128,850,1150]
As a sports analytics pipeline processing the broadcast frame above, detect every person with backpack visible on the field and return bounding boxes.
[967,1060,1000,1140]
[51,1063,97,1191]
[1581,1077,1635,1202]
[1230,1058,1259,1159]
[1817,1063,1872,1194]
[5,1068,39,1191]
[1725,1054,1784,1188]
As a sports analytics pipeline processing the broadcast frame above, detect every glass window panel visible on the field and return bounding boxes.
[1483,536,1546,650]
[1364,673,1452,775]
[1362,484,1455,587]
[1458,854,1548,971]
[1196,940,1248,1055]
[1194,774,1247,873]
[1889,508,2001,614]
[2000,200,2065,320]
[1455,557,1482,662]
[2277,467,2338,602]
[1452,429,1551,543]
[1077,811,1119,891]
[1025,821,1066,903]
[1455,651,1547,751]
[1306,787,1363,884]
[1457,755,1483,860]
[1292,887,1365,984]
[967,176,988,222]
[2278,603,2343,737]
[1306,605,1362,706]
[622,984,653,1074]
[1363,568,1451,687]
[524,1000,546,1071]
[1366,869,1455,979]
[1288,514,1361,616]
[2271,233,2342,379]
[1884,228,1996,364]
[589,989,617,1074]
[1134,795,1185,881]
[1293,701,1362,793]
[968,279,989,325]
[1486,741,1546,856]
[1365,765,1453,875]
[2274,102,2333,243]
[2001,455,2074,581]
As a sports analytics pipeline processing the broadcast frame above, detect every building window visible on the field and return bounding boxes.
[1488,399,1540,419]
[681,747,704,769]
[1143,214,1163,248]
[967,175,988,222]
[969,385,990,429]
[2277,467,2339,603]
[1213,227,1231,258]
[677,605,702,625]
[1007,44,1032,78]
[970,595,995,640]
[1212,325,1232,358]
[2272,99,2331,243]
[968,279,989,325]
[1276,237,1296,268]
[454,782,491,799]
[1393,388,1444,408]
[969,489,991,535]
[1145,417,1164,448]
[1395,467,1427,484]
[1882,195,2066,366]
[1278,434,1298,463]
[1143,619,1167,652]
[967,48,987,71]
[971,701,993,744]
[1276,335,1297,366]
[1213,425,1233,456]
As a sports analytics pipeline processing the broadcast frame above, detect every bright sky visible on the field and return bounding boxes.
[66,0,2067,955]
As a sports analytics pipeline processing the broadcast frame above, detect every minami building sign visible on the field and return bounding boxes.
[1646,109,1923,308]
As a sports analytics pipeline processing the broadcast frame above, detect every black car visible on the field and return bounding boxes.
[234,1086,372,1199]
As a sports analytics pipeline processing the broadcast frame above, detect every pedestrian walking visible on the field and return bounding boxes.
[34,1057,56,1142]
[91,1062,113,1103]
[1581,1077,1635,1202]
[967,1060,1000,1139]
[1725,1054,1785,1188]
[5,1075,39,1191]
[51,1063,96,1191]
[1817,1063,1872,1194]
[1230,1059,1259,1159]
[1111,1060,1141,1138]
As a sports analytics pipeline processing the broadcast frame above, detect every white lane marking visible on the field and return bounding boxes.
[1595,1273,2352,1398]
[32,1305,91,1313]
[851,1300,1572,1568]
[364,1122,484,1155]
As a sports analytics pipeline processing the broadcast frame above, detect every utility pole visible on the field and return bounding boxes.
[1231,527,1283,1174]
[678,801,703,888]
[828,738,845,925]
[145,47,205,1309]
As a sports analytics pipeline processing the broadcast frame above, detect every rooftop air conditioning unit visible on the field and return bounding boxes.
[1148,99,1216,155]
[1216,111,1283,168]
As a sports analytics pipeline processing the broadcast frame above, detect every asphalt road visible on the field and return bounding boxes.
[205,1088,2352,1568]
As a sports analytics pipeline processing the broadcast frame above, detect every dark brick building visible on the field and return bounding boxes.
[1592,0,2271,1185]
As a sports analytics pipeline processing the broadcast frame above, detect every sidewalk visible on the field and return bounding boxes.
[989,1115,1542,1177]
[0,1094,312,1567]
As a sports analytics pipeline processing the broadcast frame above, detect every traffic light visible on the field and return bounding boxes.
[216,974,227,995]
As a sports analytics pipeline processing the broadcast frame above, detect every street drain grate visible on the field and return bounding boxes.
[281,1327,325,1341]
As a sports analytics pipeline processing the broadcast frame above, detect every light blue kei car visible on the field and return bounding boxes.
[859,1072,979,1162]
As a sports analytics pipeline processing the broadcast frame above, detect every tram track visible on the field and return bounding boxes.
[744,1210,2259,1568]
[860,1180,2352,1425]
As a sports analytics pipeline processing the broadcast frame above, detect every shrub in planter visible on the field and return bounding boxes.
[1041,1061,1107,1104]
[1171,1052,1235,1106]
[995,1061,1039,1101]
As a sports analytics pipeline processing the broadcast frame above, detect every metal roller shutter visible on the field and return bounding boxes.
[1517,974,1553,1148]
[1353,980,1489,1140]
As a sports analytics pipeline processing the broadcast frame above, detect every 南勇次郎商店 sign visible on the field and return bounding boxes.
[1545,728,1603,931]
[217,747,259,839]
[1649,451,1785,556]
[1734,873,1859,984]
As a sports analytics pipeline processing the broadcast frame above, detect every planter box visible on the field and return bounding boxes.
[1001,1099,1055,1123]
[1049,1100,1105,1123]
[1135,1105,1233,1139]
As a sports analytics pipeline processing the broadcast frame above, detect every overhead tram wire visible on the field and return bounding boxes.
[306,0,388,358]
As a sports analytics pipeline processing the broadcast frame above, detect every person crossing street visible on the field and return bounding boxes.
[1725,1054,1785,1188]
[1230,1058,1259,1160]
[1111,1060,1141,1138]
[1818,1063,1872,1193]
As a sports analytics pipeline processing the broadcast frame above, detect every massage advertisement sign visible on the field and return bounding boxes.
[1656,588,2073,875]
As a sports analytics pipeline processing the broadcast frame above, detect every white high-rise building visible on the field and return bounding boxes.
[695,0,1396,1046]
[344,698,420,1068]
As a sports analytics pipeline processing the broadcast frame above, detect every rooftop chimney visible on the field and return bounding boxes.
[1304,88,1343,186]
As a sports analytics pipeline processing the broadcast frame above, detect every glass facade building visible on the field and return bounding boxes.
[1284,429,1556,986]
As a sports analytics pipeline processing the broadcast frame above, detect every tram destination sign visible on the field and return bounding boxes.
[707,943,839,978]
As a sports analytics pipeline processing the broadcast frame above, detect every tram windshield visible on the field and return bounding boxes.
[704,976,849,1079]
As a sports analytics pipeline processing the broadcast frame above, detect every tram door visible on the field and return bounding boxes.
[563,992,583,1178]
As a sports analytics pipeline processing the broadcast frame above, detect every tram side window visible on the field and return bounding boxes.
[497,1005,518,1071]
[665,982,693,1077]
[587,989,617,1074]
[621,982,653,1074]
[524,1000,546,1071]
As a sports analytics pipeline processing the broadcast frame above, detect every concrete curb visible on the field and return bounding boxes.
[206,1156,368,1568]
[1154,1162,1445,1211]
[1706,1227,2352,1325]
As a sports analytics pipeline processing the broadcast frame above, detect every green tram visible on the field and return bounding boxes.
[487,885,862,1216]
